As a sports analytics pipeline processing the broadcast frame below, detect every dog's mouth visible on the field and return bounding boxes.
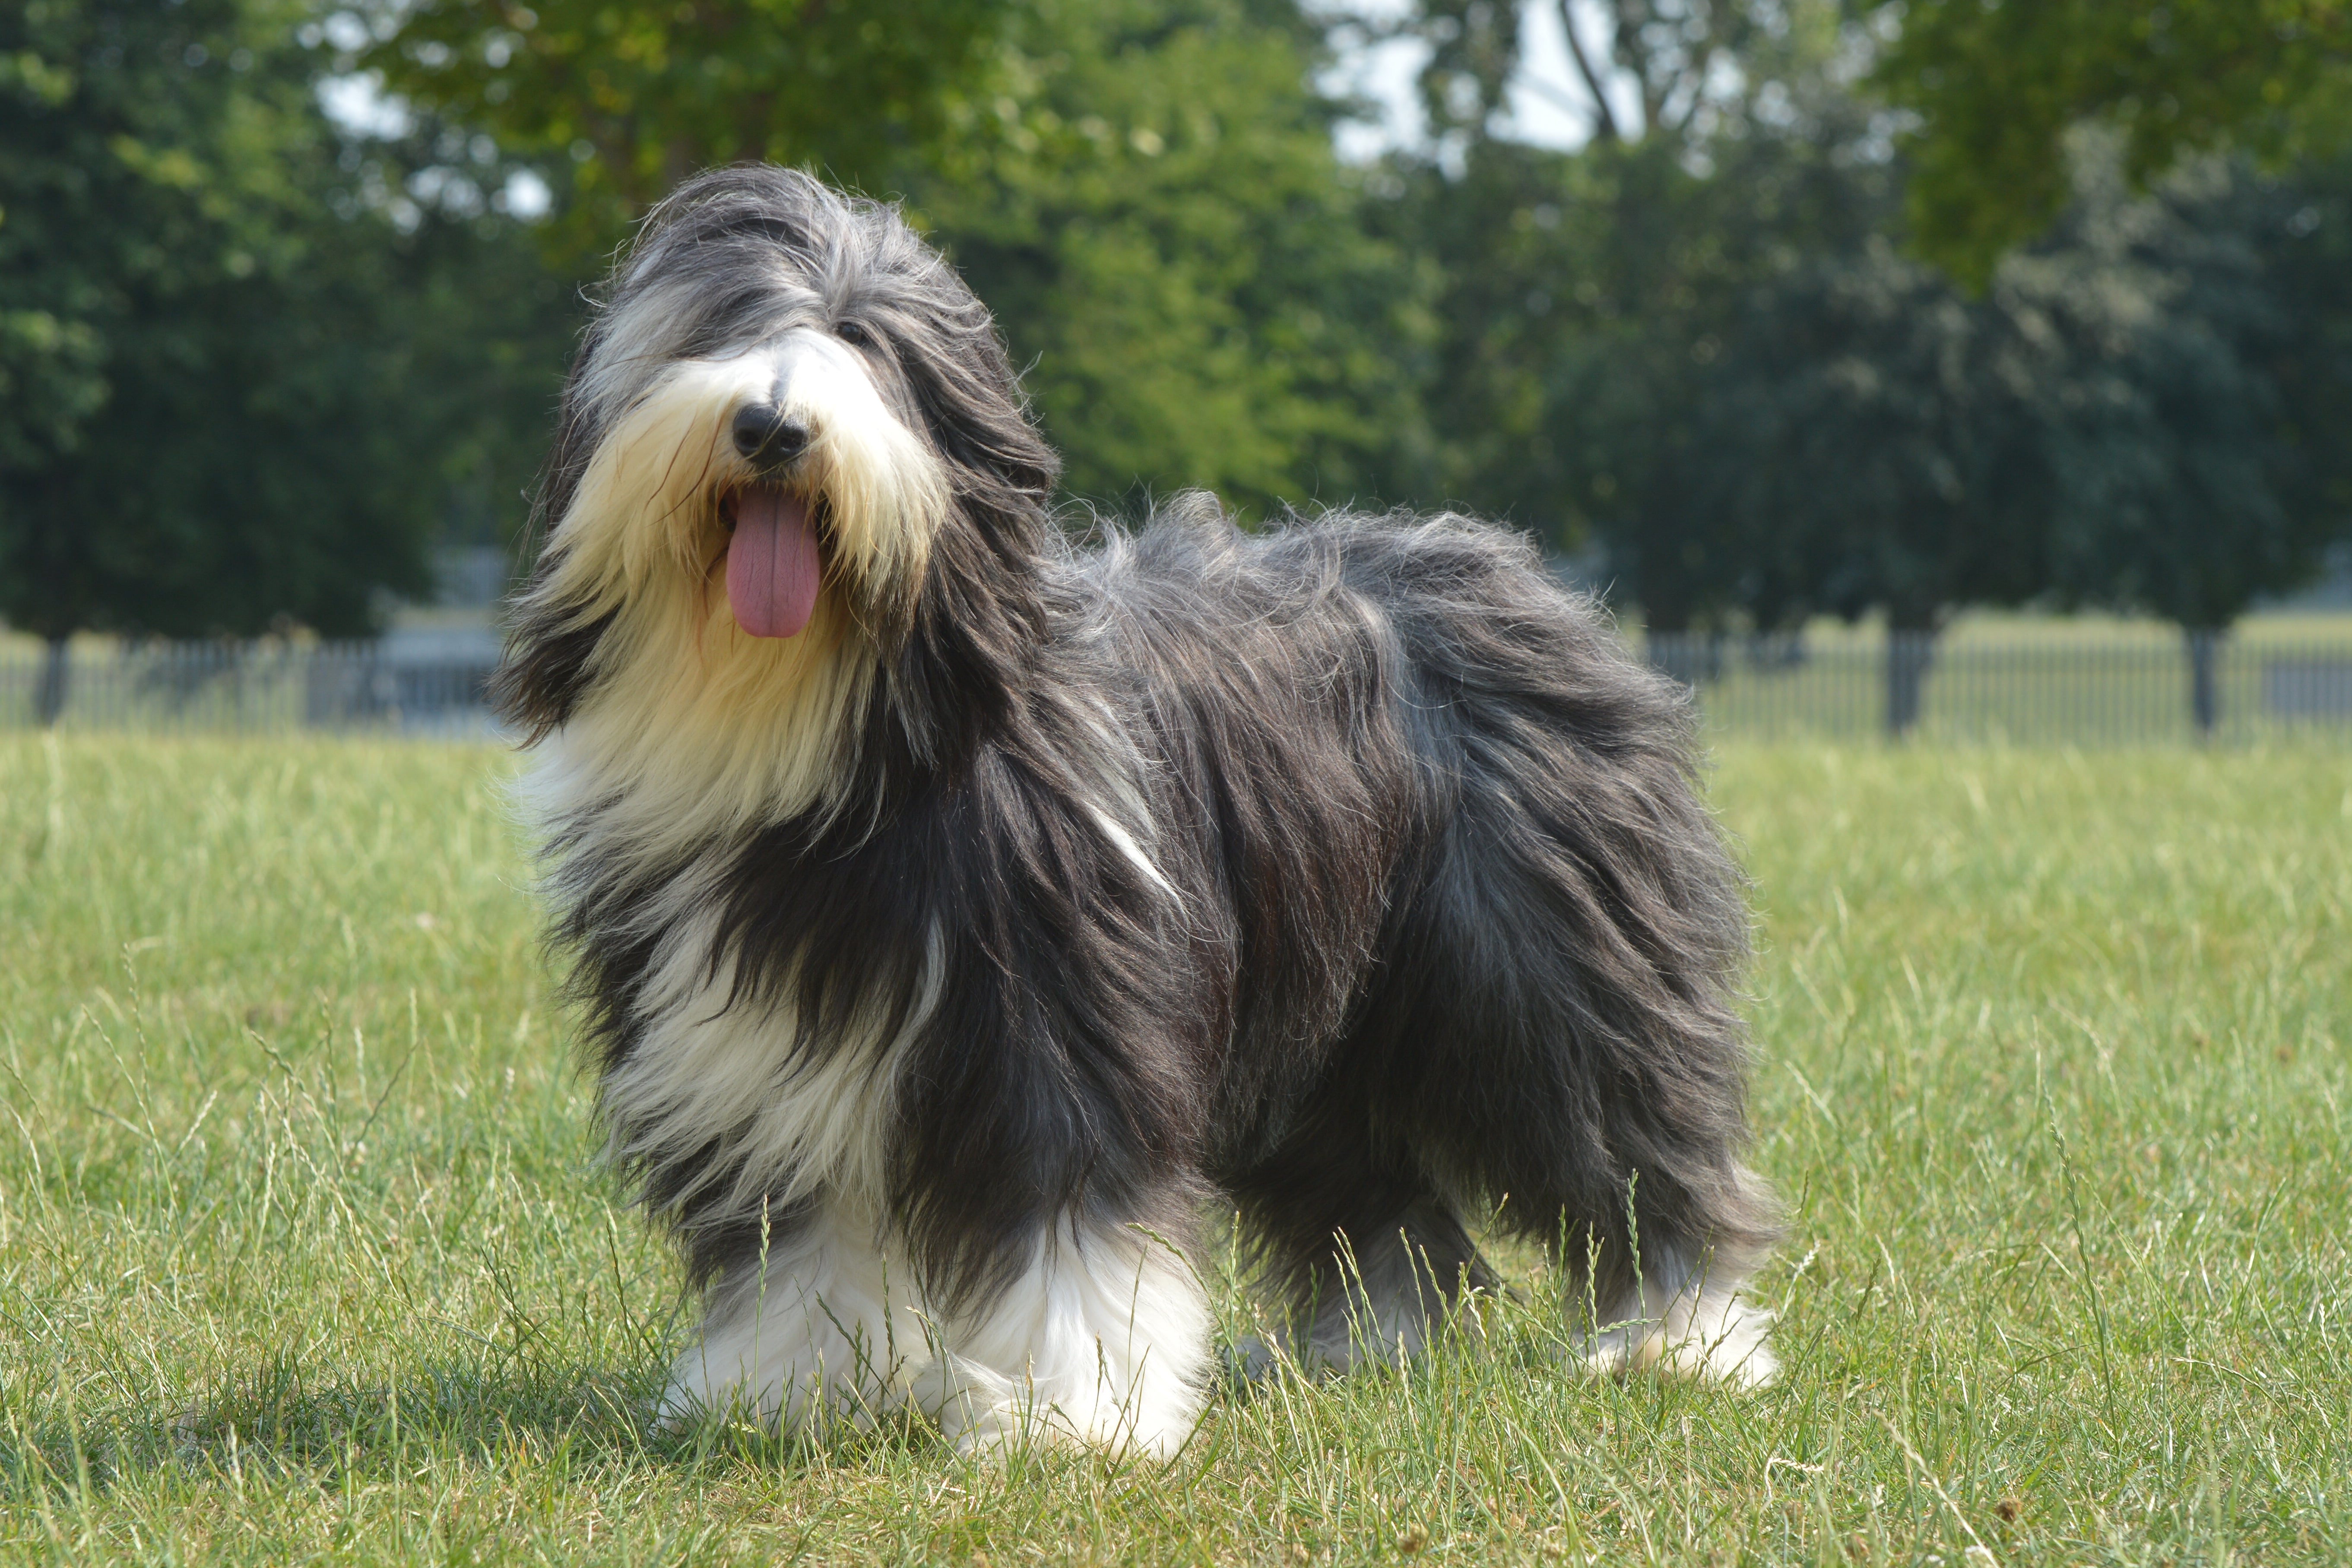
[718,485,824,639]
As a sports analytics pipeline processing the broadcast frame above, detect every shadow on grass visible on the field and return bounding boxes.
[1,1348,963,1505]
[6,1244,1648,1510]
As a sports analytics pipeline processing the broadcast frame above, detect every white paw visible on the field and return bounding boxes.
[1580,1287,1778,1389]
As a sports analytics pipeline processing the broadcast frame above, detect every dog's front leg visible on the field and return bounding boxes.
[661,1200,931,1434]
[914,1212,1211,1460]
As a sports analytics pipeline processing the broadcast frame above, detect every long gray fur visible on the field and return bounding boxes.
[499,166,1781,1394]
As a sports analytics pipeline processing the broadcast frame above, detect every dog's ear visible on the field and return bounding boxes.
[834,201,1058,543]
[819,250,1060,767]
[880,288,1059,539]
[491,353,611,743]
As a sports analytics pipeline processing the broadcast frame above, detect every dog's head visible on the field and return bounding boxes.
[496,168,1060,833]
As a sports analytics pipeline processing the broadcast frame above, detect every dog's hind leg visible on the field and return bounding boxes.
[1295,1196,1496,1372]
[1564,1216,1779,1389]
[1354,770,1784,1390]
[1341,624,1784,1388]
[1229,1111,1498,1375]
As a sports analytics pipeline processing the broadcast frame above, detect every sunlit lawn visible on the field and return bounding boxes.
[2,735,2346,1565]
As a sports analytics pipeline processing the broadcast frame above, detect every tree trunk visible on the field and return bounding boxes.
[2184,627,2223,741]
[34,636,70,727]
[1885,630,1936,738]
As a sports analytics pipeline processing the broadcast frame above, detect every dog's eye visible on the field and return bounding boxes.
[837,320,871,346]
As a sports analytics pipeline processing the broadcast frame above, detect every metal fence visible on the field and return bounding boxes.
[0,636,502,738]
[4,629,2350,744]
[1645,630,2352,744]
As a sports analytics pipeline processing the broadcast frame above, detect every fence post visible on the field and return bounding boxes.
[34,637,70,726]
[1886,630,1936,738]
[2184,627,2223,741]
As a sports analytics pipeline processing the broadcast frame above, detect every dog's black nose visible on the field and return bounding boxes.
[731,404,810,469]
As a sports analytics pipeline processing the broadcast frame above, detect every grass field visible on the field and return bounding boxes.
[1,736,2347,1565]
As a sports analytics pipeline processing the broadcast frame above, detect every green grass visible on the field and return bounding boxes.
[2,735,2348,1565]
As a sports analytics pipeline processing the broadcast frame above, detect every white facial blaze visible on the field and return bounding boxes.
[760,331,950,596]
[535,329,947,625]
[516,327,952,859]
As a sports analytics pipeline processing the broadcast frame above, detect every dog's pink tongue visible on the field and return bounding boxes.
[726,488,821,639]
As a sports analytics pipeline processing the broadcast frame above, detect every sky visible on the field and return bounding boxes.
[323,0,1623,210]
[1321,0,1619,162]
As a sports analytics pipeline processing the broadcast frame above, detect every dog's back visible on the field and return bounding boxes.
[1075,499,1780,1377]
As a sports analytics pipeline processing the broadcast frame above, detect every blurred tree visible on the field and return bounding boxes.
[373,0,1430,518]
[2257,147,2352,548]
[1871,0,2352,287]
[364,0,1023,265]
[336,117,586,554]
[910,0,1435,514]
[1385,120,1899,588]
[1429,137,2052,731]
[1651,147,2352,733]
[1386,2,1893,570]
[0,0,572,721]
[2029,151,2352,731]
[1665,235,2073,729]
[1386,2,2352,733]
[1415,0,1848,153]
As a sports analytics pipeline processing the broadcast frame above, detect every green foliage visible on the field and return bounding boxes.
[1,0,304,478]
[1396,1,2352,634]
[310,114,585,557]
[1389,0,2003,622]
[2027,151,2352,628]
[2260,149,2352,532]
[4,736,2349,1562]
[0,0,575,643]
[1391,89,1907,617]
[910,0,1435,514]
[372,0,1428,519]
[1413,0,1853,151]
[15,0,2341,644]
[1651,147,2352,634]
[365,0,1022,265]
[1873,0,2352,288]
[1641,238,2047,633]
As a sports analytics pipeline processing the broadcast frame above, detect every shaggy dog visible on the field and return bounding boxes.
[494,167,1779,1457]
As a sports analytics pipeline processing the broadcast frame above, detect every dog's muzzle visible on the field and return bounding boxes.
[732,402,811,475]
[724,400,822,640]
